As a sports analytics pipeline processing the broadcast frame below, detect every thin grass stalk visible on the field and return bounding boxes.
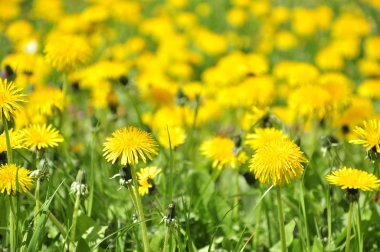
[355,201,363,252]
[3,112,18,250]
[162,225,171,252]
[276,186,287,252]
[299,182,310,251]
[233,170,239,220]
[9,196,17,252]
[34,150,43,230]
[253,190,263,250]
[130,164,150,252]
[87,129,97,217]
[345,202,354,252]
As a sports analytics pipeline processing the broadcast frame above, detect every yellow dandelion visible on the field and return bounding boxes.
[350,120,380,152]
[44,34,91,71]
[103,126,158,165]
[28,87,65,116]
[288,84,332,119]
[0,129,24,153]
[249,138,307,185]
[0,79,25,121]
[326,167,380,191]
[0,164,33,195]
[137,166,161,196]
[157,126,186,149]
[201,137,236,169]
[22,124,64,150]
[246,127,288,149]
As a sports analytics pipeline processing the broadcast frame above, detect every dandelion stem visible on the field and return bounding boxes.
[2,112,13,163]
[345,201,354,252]
[130,164,150,252]
[9,196,17,252]
[154,194,165,214]
[87,127,97,217]
[254,189,263,250]
[233,170,239,220]
[34,151,43,230]
[71,190,81,245]
[276,186,287,252]
[355,201,363,252]
[162,225,171,252]
[34,178,41,229]
[299,182,310,251]
[3,113,18,250]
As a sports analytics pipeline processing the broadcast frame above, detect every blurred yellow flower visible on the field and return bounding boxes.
[28,87,65,116]
[201,137,236,169]
[246,128,288,149]
[157,126,186,149]
[0,129,24,153]
[44,34,91,71]
[289,84,332,119]
[358,79,380,99]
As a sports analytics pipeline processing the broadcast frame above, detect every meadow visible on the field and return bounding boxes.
[1,0,380,251]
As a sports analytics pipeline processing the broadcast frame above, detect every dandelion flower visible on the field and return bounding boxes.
[0,164,33,195]
[28,87,65,116]
[249,138,307,185]
[326,167,380,191]
[0,79,25,120]
[201,137,236,169]
[288,84,332,119]
[103,126,158,165]
[246,127,288,149]
[350,120,380,153]
[44,34,91,71]
[0,129,24,153]
[137,166,161,196]
[22,124,64,150]
[157,126,186,149]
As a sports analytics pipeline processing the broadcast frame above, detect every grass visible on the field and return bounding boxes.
[1,0,380,251]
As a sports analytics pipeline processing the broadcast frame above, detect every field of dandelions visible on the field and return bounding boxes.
[1,0,380,251]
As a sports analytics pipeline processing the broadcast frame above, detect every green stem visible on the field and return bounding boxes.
[254,190,263,250]
[327,188,332,248]
[162,225,170,252]
[125,91,144,127]
[345,202,354,252]
[127,184,138,211]
[299,182,310,251]
[154,194,165,214]
[355,202,362,252]
[130,164,150,252]
[71,192,81,246]
[276,186,287,252]
[87,130,96,217]
[34,179,41,229]
[9,197,16,252]
[2,112,13,163]
[233,170,239,220]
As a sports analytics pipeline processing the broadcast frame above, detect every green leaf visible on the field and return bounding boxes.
[27,182,64,252]
[75,238,91,252]
[270,219,296,252]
